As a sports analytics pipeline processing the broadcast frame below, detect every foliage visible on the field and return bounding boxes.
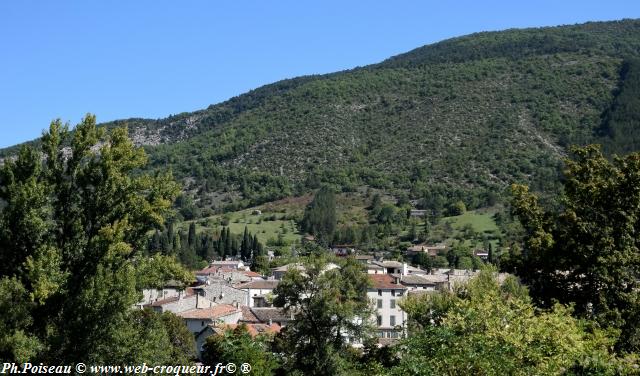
[202,324,279,376]
[301,186,337,246]
[392,269,635,375]
[0,116,192,363]
[510,144,640,352]
[273,254,373,376]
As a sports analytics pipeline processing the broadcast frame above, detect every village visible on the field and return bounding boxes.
[138,246,500,360]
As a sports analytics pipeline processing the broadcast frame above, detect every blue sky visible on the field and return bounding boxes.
[1,1,639,147]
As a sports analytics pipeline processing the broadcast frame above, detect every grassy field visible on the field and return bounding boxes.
[179,208,301,245]
[436,208,502,250]
[444,210,499,234]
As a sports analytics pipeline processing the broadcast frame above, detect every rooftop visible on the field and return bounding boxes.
[235,280,280,289]
[177,304,239,320]
[369,274,407,290]
[211,323,281,337]
[250,307,293,323]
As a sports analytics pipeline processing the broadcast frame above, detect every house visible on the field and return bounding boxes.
[242,270,265,280]
[368,274,407,343]
[399,274,447,292]
[353,254,375,264]
[474,249,489,260]
[271,262,339,280]
[331,245,355,256]
[366,263,385,275]
[272,263,304,280]
[195,266,256,285]
[177,304,242,334]
[209,260,248,271]
[409,209,427,217]
[149,291,214,314]
[138,281,186,306]
[446,269,480,289]
[250,307,294,327]
[405,243,447,257]
[235,280,280,307]
[373,260,407,275]
[193,283,249,306]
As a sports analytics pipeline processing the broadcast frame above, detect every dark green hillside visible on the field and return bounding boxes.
[4,19,640,213]
[379,19,640,67]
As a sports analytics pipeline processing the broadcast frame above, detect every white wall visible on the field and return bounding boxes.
[368,288,406,336]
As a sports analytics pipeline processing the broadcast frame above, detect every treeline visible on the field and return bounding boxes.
[147,223,264,269]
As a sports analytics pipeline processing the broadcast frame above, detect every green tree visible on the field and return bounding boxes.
[392,269,634,375]
[448,200,467,216]
[273,255,373,375]
[511,145,640,351]
[202,324,278,376]
[241,226,252,261]
[301,186,336,246]
[0,116,190,363]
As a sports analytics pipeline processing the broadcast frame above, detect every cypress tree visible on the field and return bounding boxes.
[188,222,197,250]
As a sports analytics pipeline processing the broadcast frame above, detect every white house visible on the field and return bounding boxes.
[235,280,280,307]
[177,304,242,334]
[368,274,407,342]
[210,260,248,271]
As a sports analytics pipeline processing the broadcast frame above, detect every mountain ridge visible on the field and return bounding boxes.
[4,19,640,213]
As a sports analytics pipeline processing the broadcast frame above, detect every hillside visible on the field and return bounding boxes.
[4,19,640,213]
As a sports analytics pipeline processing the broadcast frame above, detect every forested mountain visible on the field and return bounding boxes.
[4,19,640,213]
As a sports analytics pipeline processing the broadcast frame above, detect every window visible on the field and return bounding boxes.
[390,316,396,326]
[377,299,383,309]
[391,290,396,296]
[377,315,382,326]
[389,331,399,339]
[390,299,396,309]
[378,289,382,296]
[377,331,384,338]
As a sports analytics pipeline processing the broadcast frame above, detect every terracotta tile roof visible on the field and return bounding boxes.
[213,323,281,337]
[243,270,262,278]
[195,266,220,275]
[177,304,239,320]
[235,280,279,289]
[369,274,407,290]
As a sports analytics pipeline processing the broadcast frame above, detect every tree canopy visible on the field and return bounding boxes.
[0,116,193,363]
[273,254,373,375]
[511,144,640,352]
[391,269,635,375]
